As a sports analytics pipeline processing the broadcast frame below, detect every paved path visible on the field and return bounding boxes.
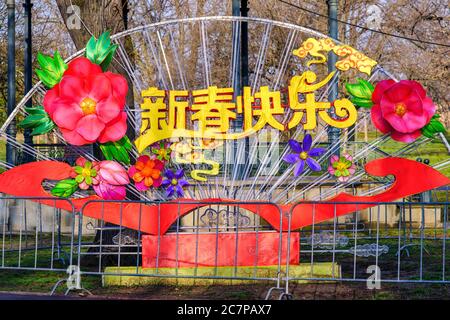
[0,291,98,300]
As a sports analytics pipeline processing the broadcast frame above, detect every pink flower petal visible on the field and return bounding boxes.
[93,182,126,200]
[96,96,121,124]
[85,74,112,102]
[98,161,129,185]
[379,96,397,117]
[344,154,353,161]
[128,165,137,178]
[391,130,422,143]
[401,110,428,132]
[385,83,412,103]
[402,93,423,115]
[75,157,87,167]
[64,57,102,79]
[60,128,93,145]
[153,176,163,188]
[58,75,88,103]
[135,180,149,191]
[104,72,128,106]
[43,86,60,116]
[330,155,339,163]
[75,114,105,141]
[52,101,84,130]
[137,155,150,163]
[97,112,127,143]
[400,80,426,99]
[154,160,164,171]
[78,181,89,190]
[383,112,409,133]
[371,104,393,134]
[372,80,395,104]
[422,97,436,122]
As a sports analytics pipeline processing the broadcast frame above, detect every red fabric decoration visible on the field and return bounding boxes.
[142,231,299,268]
[0,158,448,235]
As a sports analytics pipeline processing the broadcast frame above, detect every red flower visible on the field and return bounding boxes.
[371,80,436,143]
[43,57,128,145]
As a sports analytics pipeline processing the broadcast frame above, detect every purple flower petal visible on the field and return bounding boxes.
[283,153,300,164]
[306,157,321,171]
[179,179,189,187]
[288,139,302,153]
[166,185,175,197]
[294,160,305,176]
[175,169,184,179]
[161,179,171,186]
[308,147,326,157]
[165,169,174,180]
[176,185,184,197]
[303,134,312,152]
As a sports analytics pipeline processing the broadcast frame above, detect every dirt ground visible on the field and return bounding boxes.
[83,282,450,300]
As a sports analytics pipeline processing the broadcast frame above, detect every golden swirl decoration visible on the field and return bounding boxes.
[293,38,377,76]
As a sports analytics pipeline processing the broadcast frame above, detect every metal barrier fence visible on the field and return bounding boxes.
[0,195,449,299]
[0,196,77,272]
[77,200,287,294]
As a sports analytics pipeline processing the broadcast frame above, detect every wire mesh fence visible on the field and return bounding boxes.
[0,194,448,299]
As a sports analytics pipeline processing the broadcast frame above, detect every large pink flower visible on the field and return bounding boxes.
[371,80,436,143]
[93,161,129,200]
[43,57,128,145]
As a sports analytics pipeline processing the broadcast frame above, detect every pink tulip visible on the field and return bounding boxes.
[97,161,129,186]
[93,182,126,200]
[93,161,129,200]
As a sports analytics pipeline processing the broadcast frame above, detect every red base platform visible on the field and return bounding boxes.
[142,231,299,268]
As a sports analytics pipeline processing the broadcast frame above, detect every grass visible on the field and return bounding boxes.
[355,131,450,177]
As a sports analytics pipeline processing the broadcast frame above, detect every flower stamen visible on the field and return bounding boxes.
[80,97,97,115]
[299,151,308,160]
[395,103,407,117]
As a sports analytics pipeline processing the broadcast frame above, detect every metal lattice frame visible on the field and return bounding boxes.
[1,16,448,204]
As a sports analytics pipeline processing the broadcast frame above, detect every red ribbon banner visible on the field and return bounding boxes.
[0,157,448,235]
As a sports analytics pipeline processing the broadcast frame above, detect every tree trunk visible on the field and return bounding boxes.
[55,0,138,268]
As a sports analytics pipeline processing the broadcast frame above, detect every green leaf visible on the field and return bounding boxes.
[24,106,47,116]
[51,179,79,198]
[99,136,132,164]
[345,78,375,108]
[349,97,373,109]
[19,106,56,136]
[35,51,68,88]
[421,116,447,139]
[19,114,48,128]
[99,45,118,71]
[30,121,55,136]
[85,31,117,71]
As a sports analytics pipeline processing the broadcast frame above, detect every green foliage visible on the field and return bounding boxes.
[85,31,118,71]
[422,114,447,139]
[18,106,55,136]
[35,51,68,88]
[345,78,374,108]
[99,136,133,164]
[50,179,79,198]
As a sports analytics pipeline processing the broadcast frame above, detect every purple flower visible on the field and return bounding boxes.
[162,169,189,198]
[283,134,326,176]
